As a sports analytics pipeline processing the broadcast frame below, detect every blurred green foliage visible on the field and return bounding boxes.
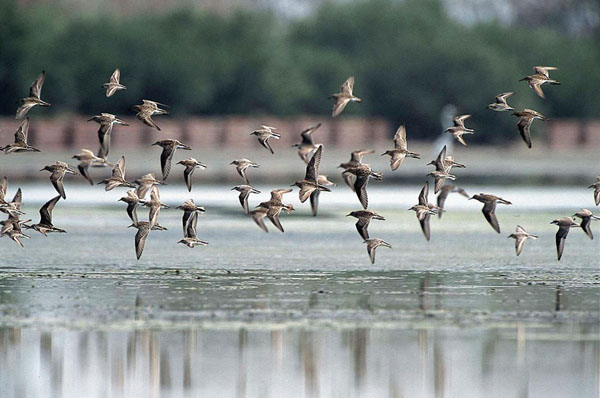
[1,0,598,142]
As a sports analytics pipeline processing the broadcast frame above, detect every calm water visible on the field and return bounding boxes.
[0,185,598,397]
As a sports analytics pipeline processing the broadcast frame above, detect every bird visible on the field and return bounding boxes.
[251,126,280,154]
[409,181,440,241]
[0,117,40,153]
[119,190,145,225]
[445,114,475,146]
[176,199,205,236]
[330,76,362,117]
[72,149,109,185]
[178,211,208,248]
[177,158,207,192]
[87,113,128,157]
[1,212,31,241]
[103,68,126,97]
[40,161,77,199]
[487,92,515,112]
[590,176,600,206]
[152,139,192,180]
[293,146,331,203]
[134,173,164,200]
[292,123,322,163]
[427,170,456,195]
[142,186,169,228]
[344,164,383,209]
[0,177,23,214]
[573,209,599,239]
[231,185,261,215]
[309,175,335,217]
[470,193,512,233]
[436,184,469,218]
[131,99,169,131]
[128,221,151,260]
[508,225,538,256]
[230,159,259,184]
[256,188,294,233]
[427,145,465,174]
[339,149,375,192]
[520,66,560,99]
[98,156,136,191]
[512,108,548,148]
[28,195,67,236]
[381,125,421,171]
[551,217,580,261]
[363,238,392,264]
[16,71,50,119]
[346,210,385,240]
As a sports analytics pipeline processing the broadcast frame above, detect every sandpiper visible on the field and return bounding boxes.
[72,149,109,185]
[508,225,538,256]
[445,114,475,146]
[119,190,145,225]
[16,71,50,119]
[512,108,548,148]
[346,210,385,240]
[470,193,512,233]
[135,173,164,199]
[103,69,126,97]
[251,126,280,154]
[520,66,560,99]
[344,164,383,209]
[428,145,465,174]
[292,123,322,163]
[588,176,600,206]
[339,149,374,192]
[427,170,456,195]
[256,188,294,233]
[363,238,392,264]
[381,125,421,171]
[98,156,136,191]
[231,185,261,215]
[0,184,25,218]
[487,92,514,112]
[87,113,128,157]
[551,217,580,261]
[177,158,207,192]
[436,184,468,218]
[230,159,259,184]
[40,161,77,199]
[409,181,440,241]
[293,146,331,203]
[330,76,362,117]
[152,139,192,180]
[310,175,335,217]
[573,209,599,240]
[29,196,67,235]
[0,118,40,153]
[142,186,169,228]
[178,211,208,248]
[176,199,205,236]
[131,99,169,131]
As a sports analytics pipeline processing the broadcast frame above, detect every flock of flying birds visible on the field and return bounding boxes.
[0,67,599,263]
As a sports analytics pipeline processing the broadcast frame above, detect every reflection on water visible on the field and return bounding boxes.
[0,325,597,398]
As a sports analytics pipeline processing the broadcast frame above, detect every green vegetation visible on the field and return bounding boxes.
[1,0,598,142]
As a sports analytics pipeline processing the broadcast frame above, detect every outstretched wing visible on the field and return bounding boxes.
[341,76,354,95]
[393,125,407,150]
[40,195,60,225]
[160,146,175,180]
[418,181,429,206]
[110,69,120,84]
[517,118,533,148]
[305,145,322,182]
[482,201,500,233]
[14,118,30,145]
[29,71,46,99]
[135,224,151,260]
[354,175,369,209]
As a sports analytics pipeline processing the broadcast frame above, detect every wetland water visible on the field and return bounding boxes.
[0,185,598,397]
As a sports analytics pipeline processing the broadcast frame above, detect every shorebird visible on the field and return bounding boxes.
[427,170,457,195]
[310,175,335,216]
[470,193,512,233]
[428,145,465,174]
[512,108,548,148]
[119,190,145,225]
[251,126,280,154]
[487,92,514,112]
[436,184,468,218]
[363,238,392,264]
[508,225,538,256]
[176,199,205,236]
[87,113,128,157]
[230,159,259,184]
[588,176,600,206]
[72,149,109,185]
[256,188,294,233]
[131,99,169,131]
[293,146,331,203]
[28,196,66,235]
[129,221,151,260]
[520,66,560,99]
[178,211,208,248]
[98,156,136,191]
[1,213,31,240]
[339,149,374,192]
[346,210,385,240]
[0,183,25,218]
[445,114,475,146]
[381,125,421,171]
[409,181,440,241]
[330,76,362,117]
[551,217,580,261]
[177,158,207,192]
[142,186,169,228]
[152,139,192,180]
[1,118,40,154]
[103,69,126,97]
[573,209,599,239]
[40,161,77,199]
[16,71,50,119]
[231,185,261,215]
[344,164,383,209]
[292,123,322,163]
[134,173,164,199]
